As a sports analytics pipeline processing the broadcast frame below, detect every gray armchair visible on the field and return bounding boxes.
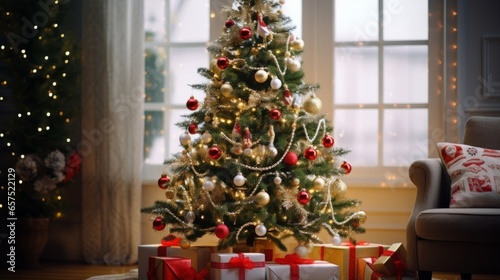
[406,116,500,280]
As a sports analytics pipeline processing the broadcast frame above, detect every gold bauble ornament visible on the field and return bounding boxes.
[179,238,191,249]
[210,59,222,76]
[291,39,305,51]
[303,94,322,115]
[254,69,269,83]
[292,178,300,186]
[165,189,175,199]
[255,190,270,206]
[313,177,326,190]
[357,211,368,224]
[220,82,233,97]
[332,179,347,196]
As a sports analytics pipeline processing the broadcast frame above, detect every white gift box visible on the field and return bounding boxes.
[266,260,339,280]
[210,252,266,280]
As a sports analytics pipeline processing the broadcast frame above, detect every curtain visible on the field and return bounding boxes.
[81,0,144,265]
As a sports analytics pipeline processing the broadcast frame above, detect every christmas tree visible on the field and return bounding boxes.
[0,0,81,218]
[141,0,366,253]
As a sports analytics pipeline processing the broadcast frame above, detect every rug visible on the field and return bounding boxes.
[87,268,138,280]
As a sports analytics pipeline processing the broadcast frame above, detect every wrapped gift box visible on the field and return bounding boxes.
[232,237,282,261]
[373,243,407,276]
[139,244,170,280]
[310,242,389,280]
[139,244,216,280]
[148,256,192,280]
[357,257,415,280]
[266,259,339,280]
[210,252,265,280]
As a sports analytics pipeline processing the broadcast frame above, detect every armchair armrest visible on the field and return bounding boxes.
[406,158,451,270]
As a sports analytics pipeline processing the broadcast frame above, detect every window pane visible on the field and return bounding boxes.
[334,109,378,166]
[335,0,378,42]
[169,47,209,105]
[145,0,166,43]
[384,45,428,104]
[170,0,209,43]
[282,0,302,38]
[383,0,428,41]
[383,109,428,166]
[145,47,166,103]
[335,46,378,104]
[144,111,165,164]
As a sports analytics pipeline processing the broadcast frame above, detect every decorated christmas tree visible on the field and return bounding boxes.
[141,0,366,254]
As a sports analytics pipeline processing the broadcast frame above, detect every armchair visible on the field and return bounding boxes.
[406,116,500,280]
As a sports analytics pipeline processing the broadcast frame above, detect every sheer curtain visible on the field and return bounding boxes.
[81,0,144,265]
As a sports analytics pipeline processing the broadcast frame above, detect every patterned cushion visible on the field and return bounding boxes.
[437,142,500,208]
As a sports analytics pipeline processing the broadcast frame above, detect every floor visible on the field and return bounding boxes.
[0,261,139,280]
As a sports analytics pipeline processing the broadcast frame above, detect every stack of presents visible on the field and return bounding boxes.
[139,239,416,280]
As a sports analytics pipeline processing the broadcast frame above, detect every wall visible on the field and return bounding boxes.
[457,0,500,132]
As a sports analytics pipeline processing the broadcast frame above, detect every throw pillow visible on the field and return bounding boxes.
[437,142,500,208]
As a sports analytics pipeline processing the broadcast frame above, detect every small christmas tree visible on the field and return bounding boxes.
[141,0,366,253]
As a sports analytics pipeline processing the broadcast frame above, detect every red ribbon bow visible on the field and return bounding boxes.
[274,253,314,280]
[229,253,256,270]
[161,237,181,247]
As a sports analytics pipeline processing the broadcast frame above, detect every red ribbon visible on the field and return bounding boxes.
[381,250,407,280]
[161,237,181,247]
[211,253,265,280]
[274,253,315,280]
[180,267,208,280]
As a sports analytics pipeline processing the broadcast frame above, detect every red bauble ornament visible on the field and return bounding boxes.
[186,97,199,110]
[225,19,235,28]
[304,147,317,160]
[270,109,281,120]
[152,217,166,231]
[216,56,230,69]
[297,189,310,205]
[157,173,170,189]
[283,151,298,166]
[208,145,222,160]
[214,224,229,239]
[188,123,198,134]
[341,161,352,175]
[322,134,335,148]
[239,27,252,40]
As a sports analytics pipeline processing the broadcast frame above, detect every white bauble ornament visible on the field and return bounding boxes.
[255,223,267,236]
[179,132,191,146]
[303,94,322,114]
[332,234,342,245]
[255,69,269,83]
[273,176,282,185]
[233,172,246,187]
[185,210,195,224]
[294,245,308,257]
[201,131,213,143]
[268,143,278,156]
[270,77,282,89]
[220,82,233,97]
[203,179,215,191]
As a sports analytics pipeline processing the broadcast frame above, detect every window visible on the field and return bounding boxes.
[331,0,430,186]
[142,0,435,186]
[143,0,302,181]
